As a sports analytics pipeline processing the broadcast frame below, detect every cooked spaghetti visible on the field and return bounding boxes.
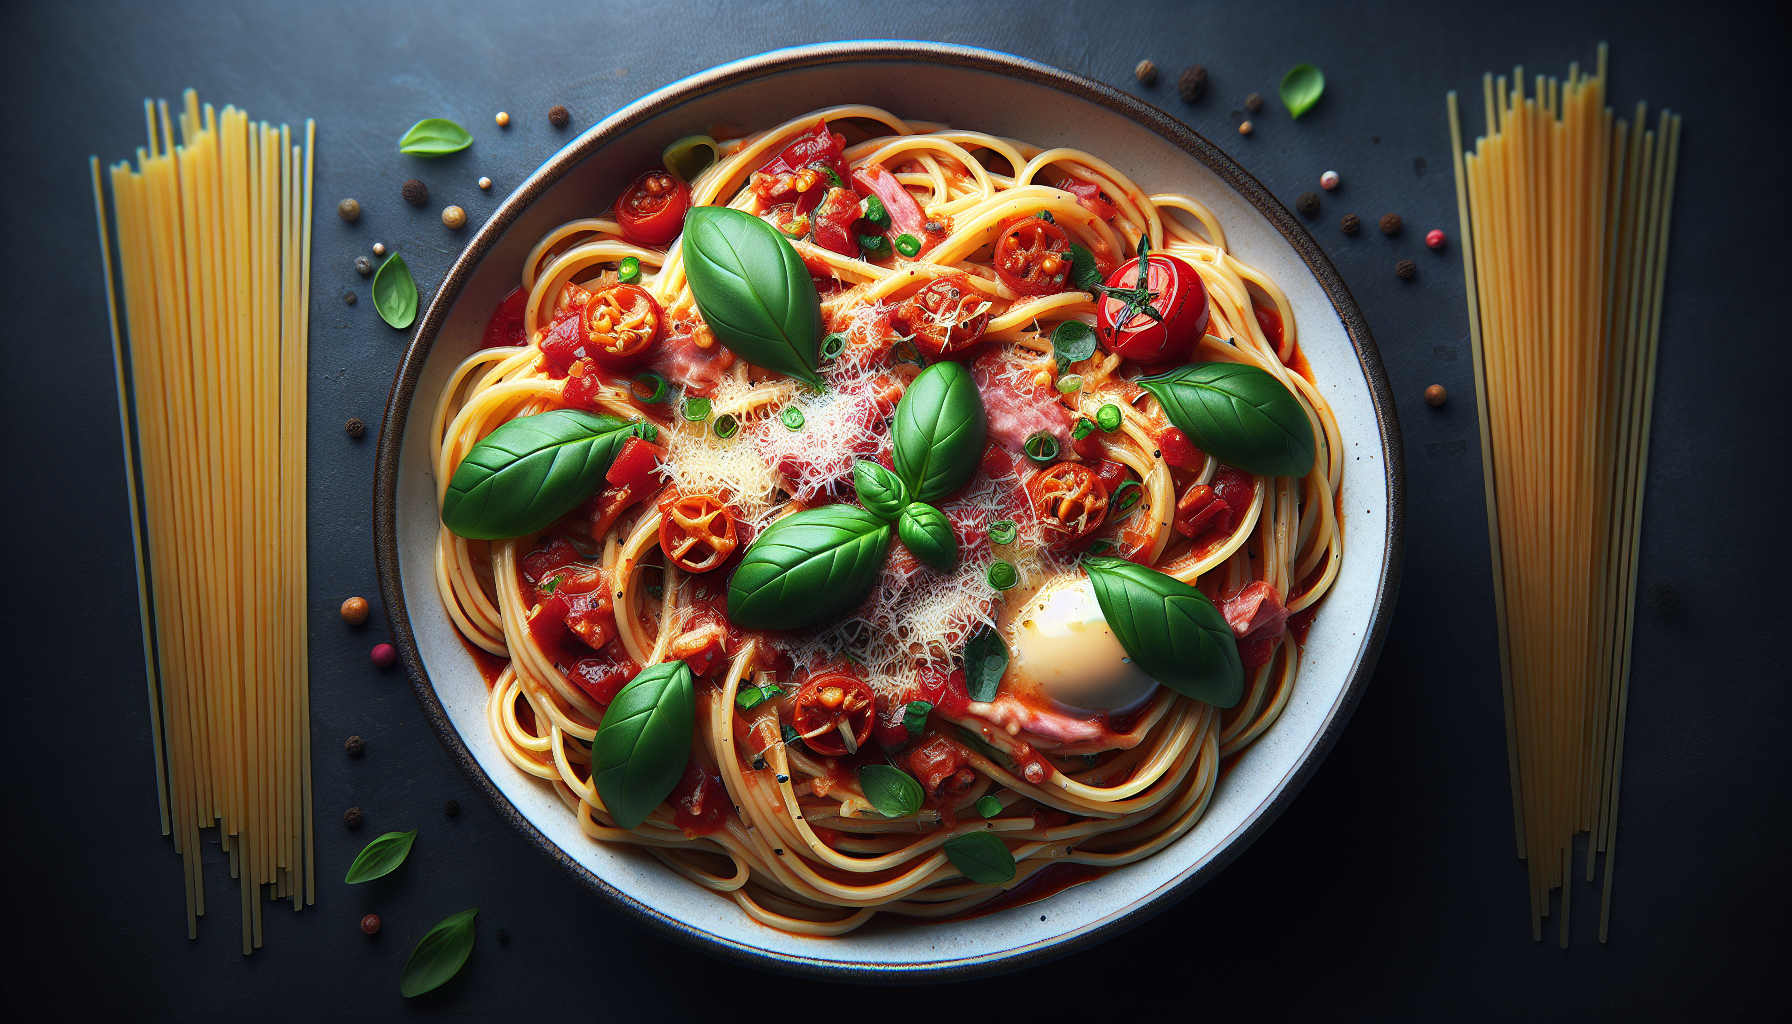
[431,106,1344,934]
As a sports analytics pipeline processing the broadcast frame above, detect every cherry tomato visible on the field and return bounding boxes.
[1096,253,1210,365]
[891,276,990,360]
[810,186,862,257]
[790,672,876,757]
[993,217,1073,296]
[1029,462,1110,543]
[576,284,664,370]
[614,169,690,247]
[656,491,738,573]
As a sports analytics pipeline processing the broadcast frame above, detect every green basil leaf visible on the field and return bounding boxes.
[727,505,892,629]
[902,700,933,737]
[735,682,782,710]
[398,117,473,156]
[853,460,908,522]
[1138,361,1315,477]
[1082,556,1243,708]
[1051,319,1098,373]
[1066,243,1103,291]
[441,410,646,540]
[682,206,824,389]
[943,830,1016,884]
[399,907,478,997]
[372,251,419,329]
[343,830,416,883]
[1280,63,1326,119]
[892,361,987,502]
[590,660,696,829]
[897,502,958,572]
[962,624,1008,703]
[859,764,924,818]
[975,794,1003,818]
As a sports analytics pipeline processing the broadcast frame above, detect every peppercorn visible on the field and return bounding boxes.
[341,596,370,624]
[1426,228,1447,250]
[478,176,493,190]
[1245,92,1264,114]
[1320,170,1340,191]
[337,198,360,222]
[497,928,510,945]
[442,205,466,229]
[345,735,366,758]
[343,291,356,306]
[1424,384,1448,407]
[1238,121,1253,136]
[444,799,460,818]
[1395,259,1417,279]
[345,416,366,438]
[1296,191,1320,217]
[344,806,363,830]
[402,179,428,206]
[372,242,387,256]
[354,256,372,276]
[1134,59,1157,84]
[1341,214,1360,234]
[361,914,381,935]
[548,104,570,129]
[371,643,397,669]
[495,111,510,128]
[1379,212,1402,235]
[1177,64,1208,102]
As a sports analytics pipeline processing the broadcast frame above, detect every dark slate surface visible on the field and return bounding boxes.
[2,1,1783,1019]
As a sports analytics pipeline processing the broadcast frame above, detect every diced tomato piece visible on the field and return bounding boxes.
[669,758,728,836]
[810,186,862,257]
[980,442,1017,481]
[1212,465,1254,523]
[605,436,665,490]
[915,665,971,717]
[521,537,582,585]
[906,736,972,801]
[668,620,729,676]
[850,165,931,253]
[1093,458,1129,493]
[562,582,617,652]
[1237,634,1278,668]
[1052,176,1119,221]
[483,286,529,348]
[873,693,912,750]
[538,308,587,376]
[1157,426,1203,469]
[750,120,849,214]
[1174,483,1230,539]
[579,483,643,541]
[569,638,637,705]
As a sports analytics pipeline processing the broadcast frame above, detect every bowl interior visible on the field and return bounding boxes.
[381,44,1398,979]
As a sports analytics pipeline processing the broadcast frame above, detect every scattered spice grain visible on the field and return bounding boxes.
[548,104,570,129]
[401,179,428,206]
[1340,213,1361,234]
[341,596,370,624]
[1296,191,1320,216]
[343,291,356,306]
[1425,384,1448,407]
[1379,212,1402,235]
[1426,228,1447,249]
[1245,92,1264,114]
[344,807,363,830]
[361,914,381,935]
[371,643,397,669]
[1395,259,1417,279]
[1177,64,1208,102]
[1238,120,1253,136]
[495,111,511,127]
[354,256,372,276]
[1134,60,1157,84]
[445,800,461,818]
[442,205,466,229]
[345,416,366,438]
[478,176,493,190]
[337,198,360,221]
[373,242,387,256]
[345,735,366,758]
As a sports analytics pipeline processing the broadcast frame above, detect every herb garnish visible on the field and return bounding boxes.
[344,830,417,883]
[400,908,478,997]
[397,118,473,156]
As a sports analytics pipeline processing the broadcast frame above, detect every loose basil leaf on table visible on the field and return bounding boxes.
[371,251,419,329]
[727,505,892,629]
[1280,63,1326,119]
[859,764,924,818]
[399,907,478,998]
[1138,361,1315,478]
[1082,556,1244,708]
[397,117,473,156]
[943,830,1017,884]
[681,205,825,389]
[441,410,648,540]
[962,624,1009,703]
[892,360,987,502]
[897,502,958,572]
[343,830,417,883]
[852,459,908,522]
[1050,319,1099,373]
[590,660,696,829]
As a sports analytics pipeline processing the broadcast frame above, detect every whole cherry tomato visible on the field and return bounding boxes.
[1029,462,1110,543]
[790,672,876,757]
[657,491,739,573]
[580,283,664,369]
[1096,253,1210,365]
[891,275,990,360]
[615,169,690,247]
[993,217,1073,296]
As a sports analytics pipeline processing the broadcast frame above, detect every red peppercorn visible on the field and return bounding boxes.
[1426,229,1447,249]
[361,914,381,935]
[371,643,397,669]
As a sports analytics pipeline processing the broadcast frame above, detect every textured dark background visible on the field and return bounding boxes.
[2,1,1785,1019]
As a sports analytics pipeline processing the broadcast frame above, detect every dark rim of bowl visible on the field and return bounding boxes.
[374,40,1405,984]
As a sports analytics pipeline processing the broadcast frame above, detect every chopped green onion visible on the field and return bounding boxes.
[976,795,1003,818]
[735,683,783,710]
[894,233,921,257]
[822,166,846,189]
[631,372,668,403]
[618,256,642,283]
[821,332,848,360]
[1056,374,1083,394]
[988,520,1017,545]
[902,700,933,736]
[859,232,890,255]
[863,195,889,227]
[781,405,805,431]
[713,414,740,439]
[1096,403,1123,431]
[987,560,1018,590]
[1111,479,1143,517]
[1023,430,1060,465]
[681,396,712,422]
[1072,418,1096,440]
[1036,210,1055,223]
[540,573,564,595]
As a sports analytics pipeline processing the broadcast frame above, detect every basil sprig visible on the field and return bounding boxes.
[399,907,478,997]
[1138,362,1315,478]
[681,206,825,389]
[962,625,1009,703]
[344,830,417,883]
[859,764,924,818]
[727,505,891,629]
[943,830,1016,884]
[398,117,473,156]
[590,660,696,829]
[372,251,419,329]
[853,460,909,521]
[1083,556,1243,708]
[892,361,986,502]
[897,503,957,571]
[441,410,651,540]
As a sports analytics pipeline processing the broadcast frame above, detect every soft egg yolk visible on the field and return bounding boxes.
[1009,578,1159,715]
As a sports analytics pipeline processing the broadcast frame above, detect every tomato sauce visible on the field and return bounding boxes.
[455,632,510,690]
[951,862,1109,922]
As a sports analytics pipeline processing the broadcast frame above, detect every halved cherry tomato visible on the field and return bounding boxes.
[1096,253,1210,365]
[810,186,862,257]
[1029,462,1110,543]
[580,284,664,369]
[890,275,990,360]
[791,672,876,757]
[750,120,849,214]
[993,217,1073,296]
[657,491,738,572]
[615,169,690,247]
[606,435,665,491]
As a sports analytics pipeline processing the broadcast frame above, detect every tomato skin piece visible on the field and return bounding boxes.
[1211,465,1254,524]
[569,646,636,705]
[1029,462,1111,543]
[890,275,990,360]
[606,436,665,491]
[791,672,876,757]
[1173,483,1229,539]
[669,758,729,836]
[614,169,690,247]
[1053,176,1119,221]
[1096,253,1210,365]
[1252,300,1284,350]
[810,186,862,257]
[1093,458,1129,493]
[993,217,1073,296]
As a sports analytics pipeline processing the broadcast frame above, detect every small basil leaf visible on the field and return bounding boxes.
[859,764,924,818]
[682,205,824,389]
[398,117,473,156]
[590,660,696,829]
[399,907,478,997]
[962,625,1008,703]
[735,682,782,710]
[897,502,958,571]
[892,361,987,502]
[727,505,892,629]
[853,460,909,522]
[1083,556,1243,708]
[943,830,1016,884]
[372,251,419,329]
[442,410,646,540]
[1280,63,1326,119]
[344,830,417,883]
[902,700,933,737]
[1051,320,1099,373]
[1138,362,1315,477]
[1066,243,1103,291]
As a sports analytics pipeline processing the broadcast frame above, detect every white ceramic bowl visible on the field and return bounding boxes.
[374,41,1404,981]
